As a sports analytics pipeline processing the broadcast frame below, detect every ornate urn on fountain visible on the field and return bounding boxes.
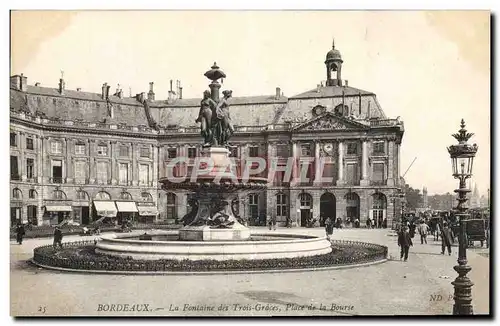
[161,63,267,241]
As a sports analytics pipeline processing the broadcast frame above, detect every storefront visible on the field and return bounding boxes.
[137,202,159,224]
[93,201,118,224]
[10,202,23,227]
[115,201,139,225]
[44,205,72,225]
[72,201,90,225]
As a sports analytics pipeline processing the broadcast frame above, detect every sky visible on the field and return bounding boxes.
[10,10,490,196]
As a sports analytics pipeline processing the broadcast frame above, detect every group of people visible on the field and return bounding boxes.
[14,221,64,250]
[397,219,455,262]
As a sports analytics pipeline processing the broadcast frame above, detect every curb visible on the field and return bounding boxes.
[30,258,388,276]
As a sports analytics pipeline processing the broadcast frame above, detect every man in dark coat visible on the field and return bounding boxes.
[325,217,334,240]
[398,226,413,262]
[441,223,453,255]
[53,226,63,250]
[15,223,25,245]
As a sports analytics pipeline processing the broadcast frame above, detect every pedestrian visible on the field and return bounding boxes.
[53,226,63,250]
[325,217,334,241]
[418,220,429,244]
[434,222,441,241]
[398,225,413,262]
[15,222,25,245]
[441,223,453,255]
[354,218,360,228]
[268,215,276,231]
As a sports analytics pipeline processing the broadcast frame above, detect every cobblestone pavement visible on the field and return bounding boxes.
[10,227,490,316]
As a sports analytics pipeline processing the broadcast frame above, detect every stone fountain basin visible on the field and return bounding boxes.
[95,230,332,261]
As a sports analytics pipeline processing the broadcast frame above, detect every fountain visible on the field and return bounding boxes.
[94,63,333,261]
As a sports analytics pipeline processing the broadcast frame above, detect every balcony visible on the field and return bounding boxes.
[371,180,387,186]
[50,177,64,184]
[74,178,89,185]
[10,174,20,181]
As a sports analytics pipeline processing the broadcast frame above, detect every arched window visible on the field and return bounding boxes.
[276,193,288,218]
[371,193,387,228]
[248,193,259,220]
[95,191,111,200]
[53,190,66,200]
[299,192,312,208]
[76,190,89,200]
[29,189,37,199]
[141,192,153,202]
[120,192,132,200]
[166,193,177,219]
[12,188,22,199]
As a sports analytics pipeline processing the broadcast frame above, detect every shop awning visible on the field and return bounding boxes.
[116,201,139,213]
[137,206,159,216]
[94,201,117,217]
[45,205,72,212]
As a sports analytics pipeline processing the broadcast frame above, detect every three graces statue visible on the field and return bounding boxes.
[195,89,234,147]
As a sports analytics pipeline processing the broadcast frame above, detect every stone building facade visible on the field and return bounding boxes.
[10,41,404,227]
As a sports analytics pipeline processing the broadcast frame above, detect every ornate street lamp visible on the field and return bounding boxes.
[447,119,478,315]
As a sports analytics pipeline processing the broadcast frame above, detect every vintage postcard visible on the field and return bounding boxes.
[9,10,490,317]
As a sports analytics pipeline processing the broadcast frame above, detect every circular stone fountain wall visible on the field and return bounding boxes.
[95,230,332,261]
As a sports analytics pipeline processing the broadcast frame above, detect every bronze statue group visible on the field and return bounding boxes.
[196,89,234,147]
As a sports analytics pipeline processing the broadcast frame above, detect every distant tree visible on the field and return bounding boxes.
[403,184,422,211]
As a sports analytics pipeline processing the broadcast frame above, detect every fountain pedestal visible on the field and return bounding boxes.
[177,147,252,241]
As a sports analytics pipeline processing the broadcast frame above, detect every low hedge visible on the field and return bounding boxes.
[32,240,388,272]
[11,224,182,239]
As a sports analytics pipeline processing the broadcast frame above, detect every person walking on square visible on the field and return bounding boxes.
[53,226,64,250]
[268,215,276,231]
[15,222,25,245]
[434,222,441,241]
[418,220,429,244]
[325,216,334,241]
[398,225,413,262]
[441,223,453,255]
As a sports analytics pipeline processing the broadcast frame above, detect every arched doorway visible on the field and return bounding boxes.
[299,192,313,227]
[320,192,336,226]
[371,193,387,228]
[344,192,360,224]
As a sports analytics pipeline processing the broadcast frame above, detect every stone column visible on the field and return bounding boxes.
[153,144,159,187]
[387,138,395,186]
[312,191,320,226]
[158,145,164,179]
[291,142,297,185]
[396,142,400,186]
[19,132,26,181]
[88,140,95,184]
[360,139,369,186]
[131,142,138,186]
[314,141,320,185]
[336,141,345,186]
[110,141,116,185]
[43,137,50,183]
[36,135,43,183]
[65,138,72,183]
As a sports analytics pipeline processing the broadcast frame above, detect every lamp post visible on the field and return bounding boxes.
[447,119,478,315]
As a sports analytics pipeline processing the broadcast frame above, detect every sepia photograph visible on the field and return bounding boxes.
[8,9,491,317]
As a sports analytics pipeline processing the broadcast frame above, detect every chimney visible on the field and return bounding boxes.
[35,82,40,87]
[58,78,65,94]
[136,92,145,103]
[77,87,81,92]
[345,80,348,87]
[115,84,122,98]
[275,87,281,100]
[316,84,321,93]
[102,83,108,99]
[170,79,173,92]
[10,74,28,92]
[179,86,183,100]
[148,82,155,101]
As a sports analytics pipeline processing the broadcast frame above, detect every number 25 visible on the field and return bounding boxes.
[38,306,46,313]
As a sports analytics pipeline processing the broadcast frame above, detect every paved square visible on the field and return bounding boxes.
[10,227,490,316]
